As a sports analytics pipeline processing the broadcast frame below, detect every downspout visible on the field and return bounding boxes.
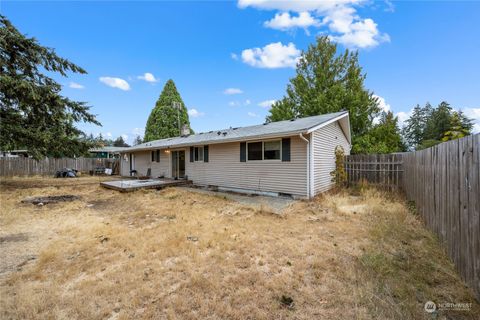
[299,133,310,199]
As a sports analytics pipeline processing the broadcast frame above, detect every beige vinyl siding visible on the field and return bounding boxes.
[312,121,351,195]
[186,135,308,197]
[120,150,170,177]
[120,135,310,197]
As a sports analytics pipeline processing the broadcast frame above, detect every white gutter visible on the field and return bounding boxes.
[298,133,311,199]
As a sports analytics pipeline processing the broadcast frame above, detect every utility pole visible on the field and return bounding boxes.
[172,101,181,135]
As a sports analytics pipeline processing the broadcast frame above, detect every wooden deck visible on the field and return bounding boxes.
[100,178,189,192]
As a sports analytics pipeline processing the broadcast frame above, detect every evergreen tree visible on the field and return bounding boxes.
[144,80,192,142]
[113,136,130,147]
[424,101,452,141]
[352,111,406,154]
[403,103,433,149]
[441,110,473,141]
[133,135,143,146]
[267,36,380,153]
[403,101,474,150]
[0,15,100,159]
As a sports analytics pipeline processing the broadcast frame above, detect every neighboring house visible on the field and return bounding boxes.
[0,150,30,158]
[89,147,127,159]
[119,111,351,199]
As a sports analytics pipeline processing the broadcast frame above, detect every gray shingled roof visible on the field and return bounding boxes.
[125,111,348,152]
[90,146,128,153]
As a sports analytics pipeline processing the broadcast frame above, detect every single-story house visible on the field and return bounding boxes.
[89,146,127,159]
[119,111,351,199]
[0,149,30,158]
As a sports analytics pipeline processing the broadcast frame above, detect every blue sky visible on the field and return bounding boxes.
[2,0,479,143]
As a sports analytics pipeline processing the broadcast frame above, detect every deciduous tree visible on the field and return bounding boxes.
[267,36,380,153]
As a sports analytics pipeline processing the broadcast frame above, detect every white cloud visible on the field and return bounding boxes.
[241,42,300,69]
[329,18,390,49]
[99,77,130,91]
[395,111,410,127]
[258,99,277,108]
[464,108,480,133]
[373,95,391,113]
[229,100,251,107]
[131,128,145,136]
[69,82,84,89]
[372,95,392,124]
[137,72,158,83]
[224,88,243,95]
[264,12,321,33]
[238,0,389,49]
[231,53,239,60]
[384,0,395,13]
[247,112,258,117]
[238,0,353,12]
[121,134,129,142]
[188,108,205,118]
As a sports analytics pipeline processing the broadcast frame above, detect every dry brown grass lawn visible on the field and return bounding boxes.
[0,176,478,319]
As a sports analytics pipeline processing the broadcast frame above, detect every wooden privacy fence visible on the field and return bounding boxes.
[345,134,480,299]
[0,157,119,177]
[403,134,480,300]
[344,153,404,190]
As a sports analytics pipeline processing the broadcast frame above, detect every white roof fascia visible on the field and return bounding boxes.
[305,112,349,135]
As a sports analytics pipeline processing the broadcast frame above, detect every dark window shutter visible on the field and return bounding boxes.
[204,145,209,162]
[156,150,160,162]
[240,142,246,162]
[151,151,155,162]
[190,147,194,162]
[282,138,291,162]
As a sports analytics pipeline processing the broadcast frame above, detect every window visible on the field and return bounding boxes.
[247,140,281,161]
[152,150,160,162]
[194,146,204,162]
[247,142,263,160]
[264,140,281,160]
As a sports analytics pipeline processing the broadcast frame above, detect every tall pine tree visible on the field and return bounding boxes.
[267,36,380,153]
[403,101,474,150]
[403,103,433,149]
[144,79,192,142]
[0,15,100,159]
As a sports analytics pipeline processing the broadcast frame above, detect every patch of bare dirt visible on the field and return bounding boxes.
[0,177,478,320]
[22,195,81,205]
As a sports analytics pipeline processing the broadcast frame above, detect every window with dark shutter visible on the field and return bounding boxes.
[204,145,209,162]
[156,150,160,162]
[240,142,246,162]
[190,147,194,162]
[151,151,155,162]
[282,138,291,162]
[247,142,263,160]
